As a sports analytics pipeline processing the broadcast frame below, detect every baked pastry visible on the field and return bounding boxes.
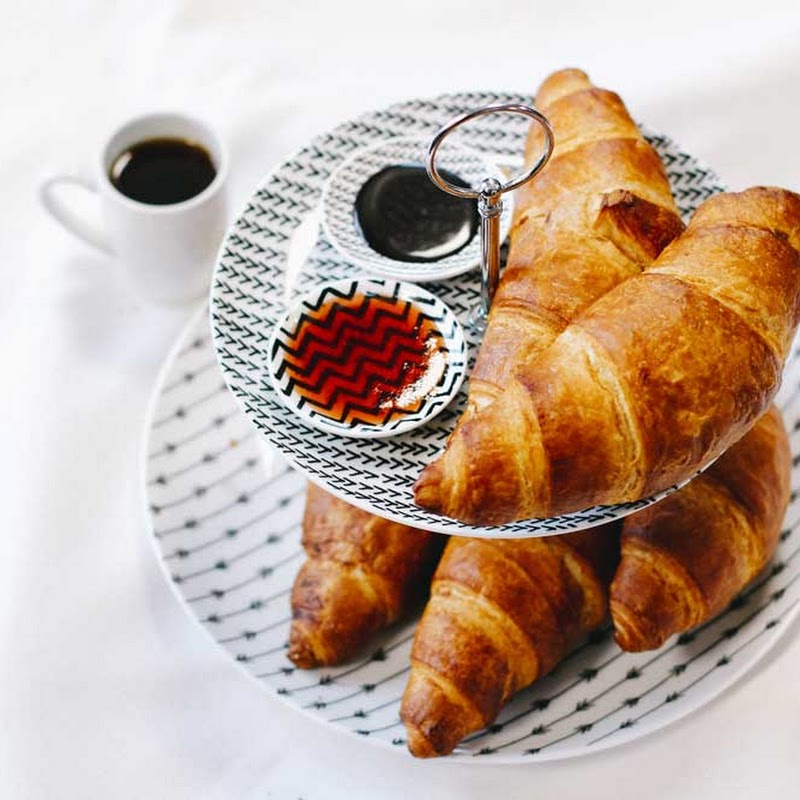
[416,186,800,524]
[466,67,683,414]
[399,406,790,756]
[611,405,790,651]
[399,526,620,757]
[288,483,444,668]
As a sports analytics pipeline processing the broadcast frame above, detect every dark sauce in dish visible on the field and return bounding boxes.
[355,164,478,262]
[282,291,446,426]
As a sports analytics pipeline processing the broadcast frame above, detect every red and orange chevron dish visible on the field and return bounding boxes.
[275,288,447,426]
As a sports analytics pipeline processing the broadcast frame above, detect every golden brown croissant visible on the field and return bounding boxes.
[399,526,620,757]
[611,405,791,651]
[288,483,444,668]
[467,67,683,413]
[416,186,800,524]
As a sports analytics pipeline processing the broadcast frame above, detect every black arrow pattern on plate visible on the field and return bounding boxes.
[146,93,800,760]
[147,307,800,760]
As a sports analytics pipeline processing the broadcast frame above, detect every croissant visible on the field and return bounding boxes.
[288,483,444,668]
[416,186,800,524]
[399,526,620,757]
[467,67,683,413]
[611,405,790,651]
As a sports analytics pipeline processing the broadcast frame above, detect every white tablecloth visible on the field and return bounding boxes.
[3,1,800,797]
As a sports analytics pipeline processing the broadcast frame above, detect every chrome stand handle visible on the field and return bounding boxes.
[473,177,503,330]
[426,104,554,332]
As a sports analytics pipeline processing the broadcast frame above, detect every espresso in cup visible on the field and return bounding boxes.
[109,137,217,205]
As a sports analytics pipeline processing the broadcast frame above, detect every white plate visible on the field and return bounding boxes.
[143,306,800,763]
[267,277,467,438]
[321,136,512,281]
[209,92,734,537]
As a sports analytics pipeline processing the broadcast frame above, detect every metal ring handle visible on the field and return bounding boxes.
[426,104,554,199]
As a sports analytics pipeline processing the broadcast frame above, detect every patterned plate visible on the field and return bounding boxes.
[210,93,734,537]
[321,136,512,281]
[267,278,467,438]
[143,307,800,763]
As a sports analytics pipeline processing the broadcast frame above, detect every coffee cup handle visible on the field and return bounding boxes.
[38,174,113,254]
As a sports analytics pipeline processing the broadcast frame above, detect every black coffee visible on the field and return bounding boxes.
[109,137,216,205]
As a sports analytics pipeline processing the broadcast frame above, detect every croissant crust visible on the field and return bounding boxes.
[288,483,444,668]
[416,187,800,524]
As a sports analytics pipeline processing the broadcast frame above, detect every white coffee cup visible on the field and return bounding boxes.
[39,111,228,305]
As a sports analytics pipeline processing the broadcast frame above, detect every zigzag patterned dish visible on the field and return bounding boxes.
[143,307,800,763]
[267,278,466,438]
[210,93,733,537]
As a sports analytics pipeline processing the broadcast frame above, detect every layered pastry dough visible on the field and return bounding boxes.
[288,483,444,668]
[416,187,800,524]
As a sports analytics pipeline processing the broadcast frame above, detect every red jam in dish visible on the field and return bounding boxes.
[281,292,446,426]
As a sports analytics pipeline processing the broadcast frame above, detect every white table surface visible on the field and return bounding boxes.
[3,1,800,797]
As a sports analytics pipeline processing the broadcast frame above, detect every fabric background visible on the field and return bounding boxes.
[2,1,800,796]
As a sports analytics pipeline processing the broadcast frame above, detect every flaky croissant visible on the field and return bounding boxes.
[399,407,791,756]
[288,483,444,668]
[611,405,791,651]
[399,526,620,757]
[416,186,800,524]
[467,67,683,413]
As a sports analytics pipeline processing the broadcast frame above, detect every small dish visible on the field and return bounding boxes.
[321,136,513,282]
[267,277,467,438]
